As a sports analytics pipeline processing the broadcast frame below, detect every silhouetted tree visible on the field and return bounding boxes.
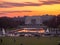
[0,16,25,31]
[43,16,59,28]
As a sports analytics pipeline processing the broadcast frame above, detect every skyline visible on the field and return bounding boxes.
[0,0,60,17]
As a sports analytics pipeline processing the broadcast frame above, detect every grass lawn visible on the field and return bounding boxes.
[0,37,60,45]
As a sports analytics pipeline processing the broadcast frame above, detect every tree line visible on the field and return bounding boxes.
[0,17,25,31]
[0,15,60,31]
[43,15,60,28]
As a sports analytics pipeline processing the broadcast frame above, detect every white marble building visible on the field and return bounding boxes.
[25,16,42,25]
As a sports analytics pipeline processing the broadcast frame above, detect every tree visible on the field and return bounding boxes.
[43,16,58,28]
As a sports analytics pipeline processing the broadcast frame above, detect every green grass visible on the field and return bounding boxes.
[0,37,60,45]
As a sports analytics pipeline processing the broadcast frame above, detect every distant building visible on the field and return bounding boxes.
[24,16,43,28]
[25,16,42,25]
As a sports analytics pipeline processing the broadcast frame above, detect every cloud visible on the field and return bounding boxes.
[0,2,40,8]
[0,3,13,8]
[39,0,60,5]
[0,10,32,14]
[0,0,60,8]
[41,0,60,5]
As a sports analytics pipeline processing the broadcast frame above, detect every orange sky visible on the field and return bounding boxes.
[0,0,60,17]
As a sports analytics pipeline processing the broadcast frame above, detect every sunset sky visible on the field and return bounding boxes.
[0,0,60,17]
